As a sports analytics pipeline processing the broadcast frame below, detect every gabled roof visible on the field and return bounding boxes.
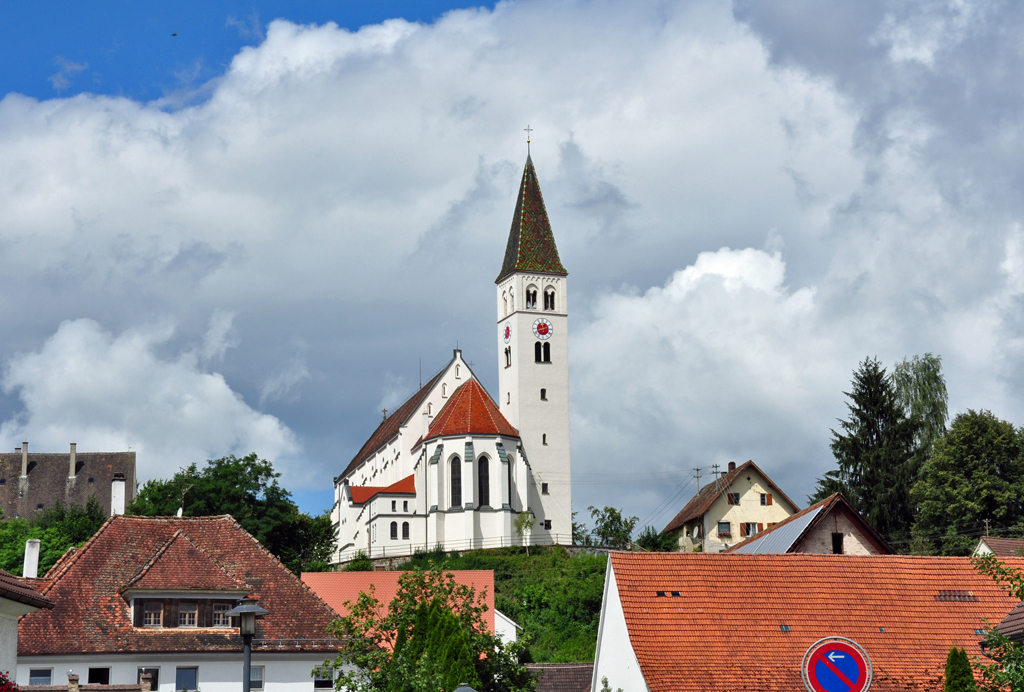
[302,570,497,634]
[727,493,893,555]
[661,460,799,535]
[997,600,1024,641]
[337,368,447,482]
[348,475,417,504]
[0,568,52,611]
[525,663,593,692]
[495,155,567,283]
[19,515,337,656]
[425,379,518,440]
[606,552,1023,691]
[976,536,1024,557]
[121,530,247,592]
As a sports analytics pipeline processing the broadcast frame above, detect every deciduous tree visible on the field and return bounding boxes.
[587,506,638,549]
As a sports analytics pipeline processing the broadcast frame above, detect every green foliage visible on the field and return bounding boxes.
[587,506,637,549]
[344,551,375,572]
[810,357,922,546]
[912,411,1024,555]
[402,545,607,663]
[326,568,535,692]
[128,454,336,574]
[571,511,590,546]
[893,353,949,452]
[599,678,623,692]
[0,496,108,576]
[513,512,536,555]
[636,526,675,552]
[971,554,1024,691]
[945,647,977,692]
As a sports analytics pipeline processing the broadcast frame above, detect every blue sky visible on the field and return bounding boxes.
[2,1,488,101]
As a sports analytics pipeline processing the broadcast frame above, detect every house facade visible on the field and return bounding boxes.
[17,515,340,692]
[331,155,573,562]
[661,460,798,552]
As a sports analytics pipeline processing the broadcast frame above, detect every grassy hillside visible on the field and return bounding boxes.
[402,546,606,663]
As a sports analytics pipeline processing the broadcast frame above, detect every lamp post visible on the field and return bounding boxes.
[226,597,269,692]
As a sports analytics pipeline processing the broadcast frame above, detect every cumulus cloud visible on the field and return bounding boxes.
[0,318,299,482]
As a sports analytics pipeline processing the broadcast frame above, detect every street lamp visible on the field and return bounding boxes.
[226,597,269,692]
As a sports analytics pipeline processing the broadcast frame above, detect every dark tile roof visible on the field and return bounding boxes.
[348,475,416,504]
[726,493,893,555]
[0,568,53,610]
[426,379,519,440]
[336,369,446,483]
[19,515,337,656]
[609,552,1023,691]
[661,460,799,534]
[0,451,135,518]
[121,530,245,592]
[525,663,593,692]
[997,601,1024,641]
[978,537,1024,556]
[496,155,567,283]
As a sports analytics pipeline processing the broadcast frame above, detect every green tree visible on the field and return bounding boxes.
[636,526,675,552]
[944,646,977,692]
[514,512,536,556]
[128,454,336,573]
[0,497,108,576]
[810,358,922,545]
[587,506,638,549]
[344,550,375,572]
[326,568,535,692]
[893,353,949,452]
[971,554,1024,691]
[912,410,1024,555]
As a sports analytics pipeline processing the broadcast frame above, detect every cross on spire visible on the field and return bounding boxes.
[524,124,533,155]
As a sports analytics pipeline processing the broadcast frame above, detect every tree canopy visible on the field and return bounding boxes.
[912,410,1024,555]
[326,567,535,692]
[892,353,948,452]
[0,496,108,576]
[586,506,638,549]
[128,453,335,573]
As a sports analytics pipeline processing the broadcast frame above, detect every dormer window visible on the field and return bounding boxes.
[212,603,231,627]
[179,603,198,627]
[143,603,162,627]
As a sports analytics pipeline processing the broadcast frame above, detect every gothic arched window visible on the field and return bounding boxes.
[544,288,556,311]
[450,457,462,508]
[478,457,490,508]
[543,342,551,362]
[390,521,398,540]
[402,521,410,540]
[503,291,508,316]
[535,342,542,362]
[526,288,538,309]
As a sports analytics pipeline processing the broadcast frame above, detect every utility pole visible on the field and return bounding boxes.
[985,519,990,537]
[693,467,702,493]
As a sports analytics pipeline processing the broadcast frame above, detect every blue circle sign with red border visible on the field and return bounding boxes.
[802,637,872,692]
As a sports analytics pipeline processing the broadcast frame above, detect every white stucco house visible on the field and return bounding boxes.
[0,564,52,677]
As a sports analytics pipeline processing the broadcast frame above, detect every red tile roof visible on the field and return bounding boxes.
[977,536,1024,556]
[348,475,416,504]
[19,515,337,656]
[725,493,893,555]
[426,379,518,440]
[337,368,446,482]
[302,570,496,633]
[662,460,799,534]
[525,663,593,692]
[0,568,53,611]
[121,530,246,592]
[607,552,1021,691]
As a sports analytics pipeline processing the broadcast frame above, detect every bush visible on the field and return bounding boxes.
[944,646,976,691]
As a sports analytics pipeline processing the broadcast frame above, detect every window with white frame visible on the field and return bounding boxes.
[212,603,231,627]
[250,666,264,690]
[178,603,197,627]
[29,670,52,686]
[175,667,198,692]
[143,603,163,627]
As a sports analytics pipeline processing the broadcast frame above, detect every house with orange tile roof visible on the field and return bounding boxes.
[16,515,342,692]
[726,493,893,555]
[661,460,799,553]
[332,155,573,562]
[973,536,1024,557]
[301,570,521,644]
[592,552,1021,691]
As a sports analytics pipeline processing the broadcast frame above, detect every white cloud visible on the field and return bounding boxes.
[260,357,310,406]
[0,318,299,482]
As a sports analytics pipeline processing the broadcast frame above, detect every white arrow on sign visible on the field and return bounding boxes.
[827,652,845,663]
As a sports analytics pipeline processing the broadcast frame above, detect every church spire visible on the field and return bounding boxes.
[495,155,567,283]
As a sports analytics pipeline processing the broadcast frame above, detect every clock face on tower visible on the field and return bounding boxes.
[503,321,512,343]
[533,318,553,340]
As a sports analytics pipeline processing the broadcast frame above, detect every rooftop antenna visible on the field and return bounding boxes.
[711,463,721,493]
[177,467,193,518]
[524,124,533,156]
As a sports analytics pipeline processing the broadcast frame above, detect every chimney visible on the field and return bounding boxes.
[728,461,736,472]
[111,473,126,516]
[140,673,153,692]
[23,538,40,578]
[21,441,27,477]
[13,447,19,455]
[68,673,79,692]
[69,442,77,477]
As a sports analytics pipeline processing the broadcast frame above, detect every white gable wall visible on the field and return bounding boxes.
[592,560,648,692]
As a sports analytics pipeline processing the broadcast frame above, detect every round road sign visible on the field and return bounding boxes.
[802,637,872,692]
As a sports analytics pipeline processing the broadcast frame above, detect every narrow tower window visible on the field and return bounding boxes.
[507,392,510,404]
[505,347,512,367]
[526,289,538,309]
[542,434,547,445]
[535,342,542,362]
[478,457,490,507]
[503,292,508,316]
[450,457,463,508]
[540,388,546,400]
[543,342,551,362]
[544,289,556,311]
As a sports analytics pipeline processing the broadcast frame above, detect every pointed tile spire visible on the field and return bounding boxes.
[496,155,567,283]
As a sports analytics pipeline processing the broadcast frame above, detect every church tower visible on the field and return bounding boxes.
[496,155,572,544]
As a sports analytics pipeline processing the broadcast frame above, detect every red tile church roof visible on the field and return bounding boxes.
[348,475,416,504]
[607,552,1020,691]
[426,379,518,440]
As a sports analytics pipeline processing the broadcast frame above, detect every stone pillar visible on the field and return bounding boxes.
[68,673,79,692]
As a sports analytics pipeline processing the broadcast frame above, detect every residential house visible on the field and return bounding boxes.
[973,536,1024,557]
[0,566,52,675]
[726,493,892,555]
[661,460,798,552]
[524,664,593,692]
[301,570,521,644]
[592,552,1021,691]
[17,515,340,692]
[0,443,135,519]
